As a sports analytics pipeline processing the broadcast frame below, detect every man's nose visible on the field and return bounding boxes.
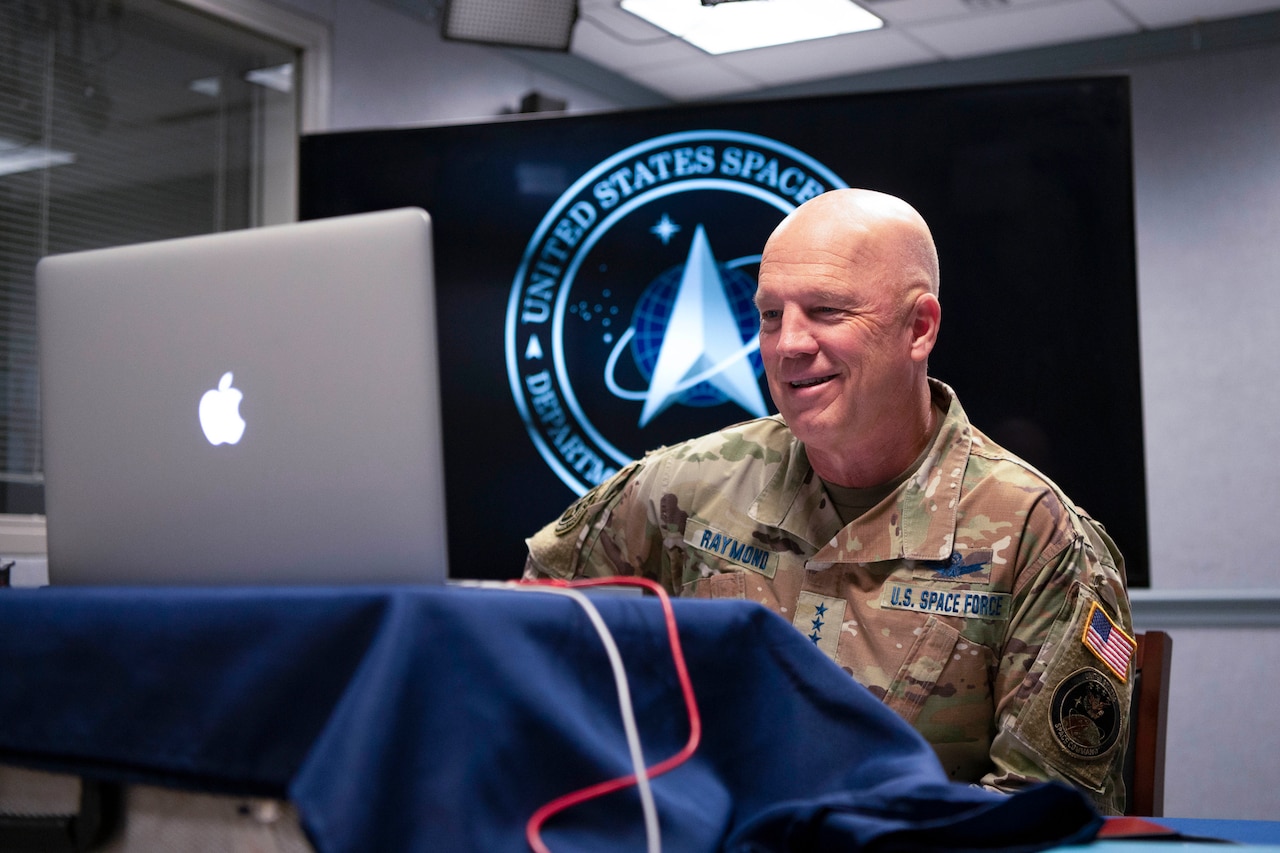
[774,314,818,357]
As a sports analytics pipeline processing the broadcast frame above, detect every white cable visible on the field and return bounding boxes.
[457,581,661,853]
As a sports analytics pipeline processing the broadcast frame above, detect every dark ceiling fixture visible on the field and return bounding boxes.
[442,0,578,51]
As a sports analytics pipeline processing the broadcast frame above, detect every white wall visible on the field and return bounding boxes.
[278,0,1280,819]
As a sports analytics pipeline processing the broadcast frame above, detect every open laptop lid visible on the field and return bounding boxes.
[37,208,448,585]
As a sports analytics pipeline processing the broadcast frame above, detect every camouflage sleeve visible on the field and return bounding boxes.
[523,459,660,582]
[982,515,1134,815]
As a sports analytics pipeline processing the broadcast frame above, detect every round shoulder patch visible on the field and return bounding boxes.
[1049,667,1123,759]
[552,460,643,537]
[553,492,594,537]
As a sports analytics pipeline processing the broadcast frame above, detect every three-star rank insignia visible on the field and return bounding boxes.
[792,591,845,661]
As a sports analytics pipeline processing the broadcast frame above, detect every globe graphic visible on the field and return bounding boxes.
[629,264,764,408]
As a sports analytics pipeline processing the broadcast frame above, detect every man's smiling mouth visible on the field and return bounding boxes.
[790,375,836,389]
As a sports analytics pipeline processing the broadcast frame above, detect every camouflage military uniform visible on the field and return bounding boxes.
[526,379,1134,814]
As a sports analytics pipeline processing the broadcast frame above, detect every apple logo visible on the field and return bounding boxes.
[198,371,246,446]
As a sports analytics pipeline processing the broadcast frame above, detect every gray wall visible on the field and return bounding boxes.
[280,0,1280,819]
[1128,43,1280,819]
[282,0,664,129]
[1131,43,1280,588]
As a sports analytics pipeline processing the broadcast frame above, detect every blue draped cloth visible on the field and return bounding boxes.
[0,584,1100,852]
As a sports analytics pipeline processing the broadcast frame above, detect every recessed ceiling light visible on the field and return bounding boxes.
[620,0,883,55]
[0,136,75,177]
[245,63,294,94]
[189,77,222,98]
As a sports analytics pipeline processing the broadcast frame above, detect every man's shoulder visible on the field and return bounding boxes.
[932,384,1077,514]
[962,426,1078,512]
[966,433,1052,486]
[624,415,798,501]
[958,424,1124,572]
[645,414,794,466]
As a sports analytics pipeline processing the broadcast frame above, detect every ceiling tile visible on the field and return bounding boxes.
[569,0,1280,102]
[860,0,1013,26]
[620,55,767,100]
[572,3,710,72]
[1112,0,1280,29]
[714,28,941,87]
[906,0,1138,59]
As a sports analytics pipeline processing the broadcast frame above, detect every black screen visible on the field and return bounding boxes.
[300,77,1148,586]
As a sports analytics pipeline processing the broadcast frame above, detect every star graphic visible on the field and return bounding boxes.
[638,224,768,427]
[811,617,825,631]
[650,213,681,245]
[815,603,828,617]
[808,632,821,644]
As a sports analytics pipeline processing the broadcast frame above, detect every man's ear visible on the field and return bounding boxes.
[909,292,941,363]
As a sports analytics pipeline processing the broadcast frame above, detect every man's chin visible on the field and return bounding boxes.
[781,412,828,446]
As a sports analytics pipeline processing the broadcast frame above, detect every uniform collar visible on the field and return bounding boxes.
[751,379,973,565]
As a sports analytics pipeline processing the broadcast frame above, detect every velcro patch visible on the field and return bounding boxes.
[793,592,845,660]
[879,582,1011,621]
[684,520,776,578]
[1081,601,1135,681]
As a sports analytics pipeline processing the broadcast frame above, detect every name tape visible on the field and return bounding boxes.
[685,521,776,578]
[880,582,1012,621]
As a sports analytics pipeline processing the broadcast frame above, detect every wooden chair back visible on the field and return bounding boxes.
[1125,630,1172,816]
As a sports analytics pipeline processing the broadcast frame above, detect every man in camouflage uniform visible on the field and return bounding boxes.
[525,189,1134,814]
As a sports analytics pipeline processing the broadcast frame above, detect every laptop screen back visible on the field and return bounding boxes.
[36,208,449,585]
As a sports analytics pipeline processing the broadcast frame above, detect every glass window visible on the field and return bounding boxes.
[0,0,298,515]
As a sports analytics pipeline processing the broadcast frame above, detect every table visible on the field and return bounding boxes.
[1057,816,1280,851]
[1139,817,1280,846]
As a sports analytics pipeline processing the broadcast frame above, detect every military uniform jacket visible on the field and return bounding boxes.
[526,379,1135,814]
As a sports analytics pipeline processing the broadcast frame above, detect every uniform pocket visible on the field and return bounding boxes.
[684,570,747,600]
[881,615,962,725]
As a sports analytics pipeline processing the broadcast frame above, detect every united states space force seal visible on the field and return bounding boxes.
[1049,667,1123,759]
[505,130,847,495]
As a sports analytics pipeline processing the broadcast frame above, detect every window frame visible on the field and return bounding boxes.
[0,0,331,568]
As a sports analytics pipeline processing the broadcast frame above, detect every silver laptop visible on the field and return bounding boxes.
[36,208,449,585]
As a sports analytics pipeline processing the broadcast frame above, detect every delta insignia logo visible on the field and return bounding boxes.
[505,131,847,495]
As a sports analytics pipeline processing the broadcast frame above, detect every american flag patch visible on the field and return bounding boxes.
[1082,602,1135,681]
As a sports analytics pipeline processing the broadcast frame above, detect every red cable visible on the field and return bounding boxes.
[520,576,703,853]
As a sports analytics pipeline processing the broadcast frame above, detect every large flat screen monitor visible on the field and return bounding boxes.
[300,77,1148,586]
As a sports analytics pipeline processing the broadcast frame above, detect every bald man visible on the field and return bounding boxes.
[525,189,1134,814]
